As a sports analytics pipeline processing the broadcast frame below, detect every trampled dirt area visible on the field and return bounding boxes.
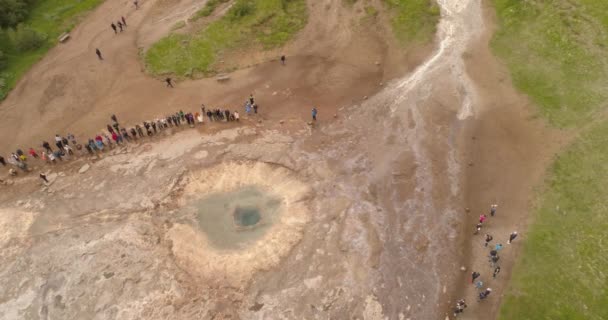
[0,0,564,319]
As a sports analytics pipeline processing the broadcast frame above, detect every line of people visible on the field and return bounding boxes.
[1,96,261,181]
[453,204,520,317]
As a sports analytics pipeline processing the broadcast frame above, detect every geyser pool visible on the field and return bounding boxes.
[192,185,283,249]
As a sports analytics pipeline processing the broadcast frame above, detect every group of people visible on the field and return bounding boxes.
[0,94,265,183]
[453,204,521,317]
[96,15,130,60]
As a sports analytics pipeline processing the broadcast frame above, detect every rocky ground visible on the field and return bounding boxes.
[0,0,563,319]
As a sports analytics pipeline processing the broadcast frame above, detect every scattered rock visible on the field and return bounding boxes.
[78,164,90,174]
[468,162,474,166]
[460,266,466,271]
[272,91,278,96]
[363,96,368,100]
[333,114,337,118]
[375,61,380,65]
[103,272,115,279]
[465,207,470,212]
[379,82,383,86]
[279,120,284,124]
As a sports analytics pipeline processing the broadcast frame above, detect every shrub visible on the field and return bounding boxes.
[11,24,46,51]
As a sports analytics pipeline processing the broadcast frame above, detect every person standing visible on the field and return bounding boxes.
[471,271,480,284]
[249,94,255,105]
[96,48,103,60]
[234,111,240,122]
[0,155,5,166]
[165,77,173,88]
[55,134,64,150]
[490,204,498,216]
[280,55,286,65]
[40,172,49,183]
[42,141,52,153]
[479,214,487,224]
[453,299,467,317]
[478,288,492,301]
[253,103,258,114]
[508,231,518,244]
[117,21,123,32]
[111,23,117,34]
[495,243,503,251]
[28,148,39,158]
[312,107,318,121]
[484,234,493,247]
[474,223,482,235]
[475,280,484,289]
[493,266,501,279]
[121,16,127,27]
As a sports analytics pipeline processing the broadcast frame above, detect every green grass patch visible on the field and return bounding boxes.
[493,1,608,319]
[499,122,608,320]
[145,0,307,77]
[0,0,103,99]
[171,20,186,31]
[190,0,230,21]
[382,0,440,45]
[491,0,608,127]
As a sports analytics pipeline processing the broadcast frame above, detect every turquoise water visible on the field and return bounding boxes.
[192,186,283,250]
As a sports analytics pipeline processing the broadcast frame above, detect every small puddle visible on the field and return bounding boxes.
[191,185,283,250]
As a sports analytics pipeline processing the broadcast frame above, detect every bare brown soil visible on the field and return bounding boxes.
[452,1,567,319]
[0,0,426,155]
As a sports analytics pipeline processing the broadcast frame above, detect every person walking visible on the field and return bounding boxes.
[484,234,493,247]
[96,48,103,60]
[134,0,139,9]
[0,155,5,166]
[280,55,286,65]
[253,103,258,114]
[249,94,255,105]
[111,23,117,34]
[234,111,240,122]
[121,16,127,27]
[508,231,518,244]
[493,266,501,279]
[40,172,49,183]
[478,288,492,301]
[479,214,487,224]
[471,271,480,284]
[495,243,503,251]
[165,77,173,88]
[117,21,123,32]
[490,204,498,216]
[475,280,484,289]
[312,107,318,121]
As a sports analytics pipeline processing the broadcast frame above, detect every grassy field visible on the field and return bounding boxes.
[491,0,608,127]
[493,1,608,319]
[145,0,307,77]
[382,0,440,45]
[0,0,103,100]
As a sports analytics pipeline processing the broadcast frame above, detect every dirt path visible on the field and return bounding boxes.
[0,0,418,154]
[453,1,565,319]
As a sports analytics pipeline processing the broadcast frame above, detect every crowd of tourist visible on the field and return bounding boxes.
[453,204,520,317]
[0,95,259,182]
